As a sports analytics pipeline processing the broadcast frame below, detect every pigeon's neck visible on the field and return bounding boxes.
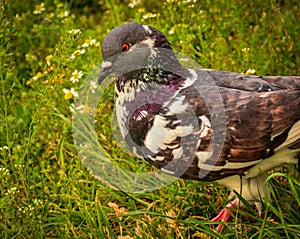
[115,68,184,94]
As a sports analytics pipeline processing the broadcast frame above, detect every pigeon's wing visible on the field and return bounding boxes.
[171,70,300,181]
[204,70,300,139]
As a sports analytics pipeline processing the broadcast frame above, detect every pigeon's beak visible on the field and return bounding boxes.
[98,60,113,84]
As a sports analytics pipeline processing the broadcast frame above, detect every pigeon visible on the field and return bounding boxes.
[98,22,300,231]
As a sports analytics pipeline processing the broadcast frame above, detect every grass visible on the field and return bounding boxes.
[0,0,299,238]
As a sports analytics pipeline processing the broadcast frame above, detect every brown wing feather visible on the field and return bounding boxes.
[178,70,300,181]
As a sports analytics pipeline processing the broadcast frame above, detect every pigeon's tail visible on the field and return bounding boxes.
[265,76,300,152]
[277,120,300,151]
[261,75,300,90]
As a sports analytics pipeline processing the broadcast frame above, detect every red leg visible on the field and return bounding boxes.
[211,198,239,232]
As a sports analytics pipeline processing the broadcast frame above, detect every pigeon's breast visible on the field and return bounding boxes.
[115,79,179,149]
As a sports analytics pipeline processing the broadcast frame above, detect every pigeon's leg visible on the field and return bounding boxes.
[211,198,239,232]
[212,174,271,231]
[254,201,263,216]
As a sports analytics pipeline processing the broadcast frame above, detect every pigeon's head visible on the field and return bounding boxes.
[98,22,183,84]
[101,22,171,60]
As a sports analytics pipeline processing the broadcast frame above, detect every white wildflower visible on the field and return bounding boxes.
[70,70,83,83]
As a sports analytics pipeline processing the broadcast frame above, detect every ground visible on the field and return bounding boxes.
[0,0,299,238]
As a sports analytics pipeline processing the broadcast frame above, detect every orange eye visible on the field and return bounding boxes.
[121,43,130,52]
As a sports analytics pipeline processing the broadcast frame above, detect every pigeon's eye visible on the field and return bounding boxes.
[121,43,130,52]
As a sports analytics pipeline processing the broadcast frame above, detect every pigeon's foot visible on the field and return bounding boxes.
[211,198,239,232]
[211,199,264,232]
